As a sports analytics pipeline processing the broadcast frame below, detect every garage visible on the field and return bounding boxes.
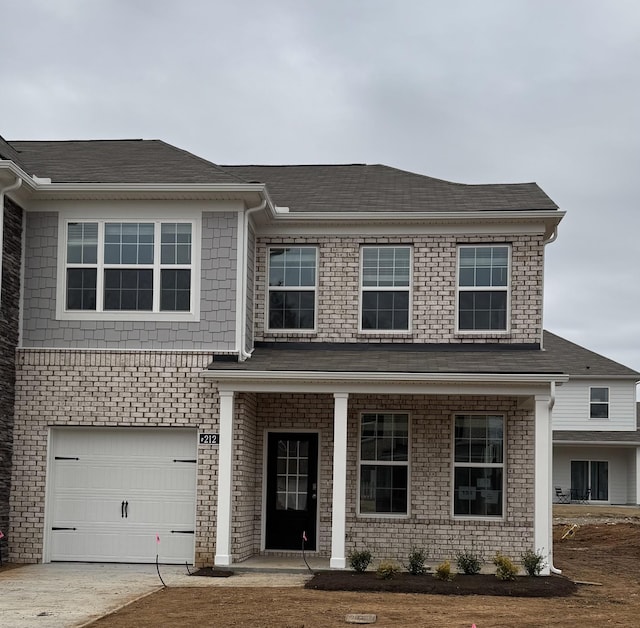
[46,428,197,564]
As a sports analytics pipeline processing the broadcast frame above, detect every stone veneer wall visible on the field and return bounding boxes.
[254,234,544,344]
[0,198,23,563]
[251,393,535,562]
[10,350,219,566]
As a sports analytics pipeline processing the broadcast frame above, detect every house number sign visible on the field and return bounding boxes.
[199,433,219,445]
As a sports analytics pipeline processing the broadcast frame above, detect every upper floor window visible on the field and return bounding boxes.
[60,216,199,322]
[268,247,316,330]
[453,414,504,517]
[590,387,609,419]
[359,412,409,515]
[457,245,510,332]
[361,246,411,331]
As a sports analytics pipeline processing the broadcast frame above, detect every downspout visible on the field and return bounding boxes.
[239,199,266,361]
[547,380,562,575]
[0,176,23,298]
[540,224,559,349]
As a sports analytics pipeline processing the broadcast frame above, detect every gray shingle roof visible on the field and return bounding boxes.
[208,332,640,377]
[221,164,558,213]
[7,140,243,184]
[3,139,558,213]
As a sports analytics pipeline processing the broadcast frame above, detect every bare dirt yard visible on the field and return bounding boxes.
[88,505,640,627]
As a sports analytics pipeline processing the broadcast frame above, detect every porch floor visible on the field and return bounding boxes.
[229,555,332,573]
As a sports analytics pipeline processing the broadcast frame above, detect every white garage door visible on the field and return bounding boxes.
[47,428,197,564]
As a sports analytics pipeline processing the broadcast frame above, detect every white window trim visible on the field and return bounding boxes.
[266,245,318,333]
[56,209,201,322]
[455,244,511,335]
[589,386,610,420]
[357,411,411,518]
[451,412,506,520]
[358,245,413,334]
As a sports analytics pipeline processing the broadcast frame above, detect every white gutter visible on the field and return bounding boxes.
[547,381,563,575]
[202,369,568,384]
[238,200,267,360]
[0,176,23,297]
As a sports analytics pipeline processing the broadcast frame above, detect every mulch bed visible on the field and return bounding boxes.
[190,567,234,578]
[305,571,577,597]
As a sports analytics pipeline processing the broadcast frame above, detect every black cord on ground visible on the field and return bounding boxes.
[301,531,314,574]
[185,561,193,575]
[156,554,166,587]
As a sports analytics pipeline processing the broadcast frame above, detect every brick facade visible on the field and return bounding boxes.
[233,392,534,564]
[10,350,219,566]
[0,197,23,564]
[254,234,544,344]
[255,234,544,343]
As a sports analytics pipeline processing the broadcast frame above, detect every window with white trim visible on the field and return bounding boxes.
[359,413,409,515]
[268,246,316,330]
[457,245,509,331]
[453,414,504,517]
[589,387,609,419]
[63,220,195,316]
[361,246,411,331]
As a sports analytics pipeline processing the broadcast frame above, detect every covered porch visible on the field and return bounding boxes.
[203,351,566,574]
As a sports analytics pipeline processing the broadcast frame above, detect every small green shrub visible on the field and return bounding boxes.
[522,549,546,576]
[493,552,519,581]
[456,548,484,575]
[376,560,400,580]
[407,547,428,575]
[433,560,455,581]
[348,549,372,572]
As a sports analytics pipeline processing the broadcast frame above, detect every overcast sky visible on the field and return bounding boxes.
[2,0,639,389]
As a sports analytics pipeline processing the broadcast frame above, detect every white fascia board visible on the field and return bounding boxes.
[202,370,568,395]
[563,375,640,382]
[258,210,565,238]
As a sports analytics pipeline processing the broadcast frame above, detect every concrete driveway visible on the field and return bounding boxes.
[0,563,307,627]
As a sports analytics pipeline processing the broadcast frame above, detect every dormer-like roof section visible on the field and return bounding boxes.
[221,164,558,213]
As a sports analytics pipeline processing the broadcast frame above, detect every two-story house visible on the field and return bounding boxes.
[0,136,618,576]
[549,332,640,505]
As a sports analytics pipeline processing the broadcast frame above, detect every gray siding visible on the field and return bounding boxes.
[22,211,238,350]
[245,221,256,352]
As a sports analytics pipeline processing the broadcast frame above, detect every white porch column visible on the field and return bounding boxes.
[635,447,640,505]
[214,390,235,566]
[330,392,349,569]
[534,393,552,576]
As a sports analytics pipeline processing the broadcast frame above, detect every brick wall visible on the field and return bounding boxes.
[10,350,219,566]
[0,197,23,564]
[254,234,544,344]
[251,393,535,563]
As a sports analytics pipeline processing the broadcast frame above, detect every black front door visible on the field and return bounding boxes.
[265,432,318,550]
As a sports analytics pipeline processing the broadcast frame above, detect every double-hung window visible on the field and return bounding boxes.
[458,245,509,331]
[268,247,316,330]
[589,387,609,419]
[359,413,409,515]
[453,414,504,517]
[61,218,197,320]
[361,246,411,331]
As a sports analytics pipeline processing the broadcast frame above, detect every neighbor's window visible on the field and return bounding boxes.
[458,245,509,331]
[359,413,409,515]
[453,414,504,517]
[65,221,193,314]
[268,247,317,330]
[589,387,609,419]
[361,246,411,331]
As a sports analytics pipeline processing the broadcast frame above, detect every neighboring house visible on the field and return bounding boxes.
[1,136,630,576]
[0,137,24,564]
[550,331,640,504]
